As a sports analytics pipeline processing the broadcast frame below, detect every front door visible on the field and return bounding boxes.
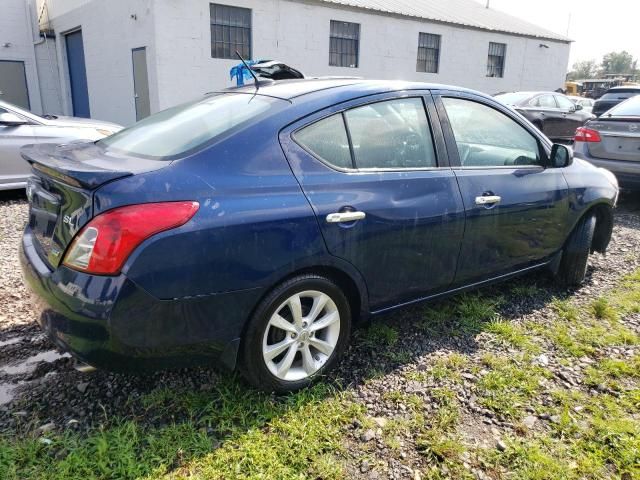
[435,93,569,285]
[0,60,29,109]
[65,30,90,118]
[281,93,465,310]
[132,47,150,120]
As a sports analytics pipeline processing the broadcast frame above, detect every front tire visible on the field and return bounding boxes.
[240,274,352,393]
[557,215,596,286]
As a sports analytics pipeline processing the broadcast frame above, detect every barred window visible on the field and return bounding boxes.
[329,20,360,68]
[487,42,506,78]
[417,33,441,73]
[210,4,251,59]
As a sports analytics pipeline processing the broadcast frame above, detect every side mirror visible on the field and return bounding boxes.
[550,144,573,168]
[574,104,583,111]
[0,112,28,126]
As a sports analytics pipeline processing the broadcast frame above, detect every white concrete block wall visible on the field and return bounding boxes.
[153,0,571,111]
[44,0,158,125]
[34,38,63,114]
[42,0,570,124]
[0,0,43,113]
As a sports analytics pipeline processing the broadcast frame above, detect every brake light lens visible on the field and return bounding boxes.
[63,201,199,275]
[574,127,602,143]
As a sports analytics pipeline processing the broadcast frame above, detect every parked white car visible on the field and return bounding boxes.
[568,96,595,114]
[0,100,122,190]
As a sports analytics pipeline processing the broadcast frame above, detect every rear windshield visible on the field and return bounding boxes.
[601,90,640,101]
[494,92,531,105]
[605,95,640,117]
[98,93,284,159]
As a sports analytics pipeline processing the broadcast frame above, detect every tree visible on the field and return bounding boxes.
[567,60,599,80]
[601,51,638,75]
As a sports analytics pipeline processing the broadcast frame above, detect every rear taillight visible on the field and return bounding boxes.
[63,201,199,275]
[574,127,602,143]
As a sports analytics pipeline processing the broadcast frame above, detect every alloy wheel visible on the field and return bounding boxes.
[262,290,341,382]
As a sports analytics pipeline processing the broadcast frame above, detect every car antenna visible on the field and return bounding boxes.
[235,51,260,91]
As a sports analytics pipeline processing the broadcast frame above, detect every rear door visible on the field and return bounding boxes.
[531,94,563,138]
[434,92,569,285]
[280,92,465,310]
[554,94,584,137]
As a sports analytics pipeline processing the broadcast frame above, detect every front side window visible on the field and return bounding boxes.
[345,98,436,169]
[210,3,251,59]
[99,94,282,159]
[329,20,360,68]
[487,42,506,78]
[417,33,441,74]
[443,97,541,167]
[555,95,575,110]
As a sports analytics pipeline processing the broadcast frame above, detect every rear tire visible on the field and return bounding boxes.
[240,274,351,393]
[557,215,596,287]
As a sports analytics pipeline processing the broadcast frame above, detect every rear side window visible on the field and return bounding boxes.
[443,97,541,167]
[531,95,557,108]
[99,94,282,159]
[295,98,437,170]
[294,115,352,169]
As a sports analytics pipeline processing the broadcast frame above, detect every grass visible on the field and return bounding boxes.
[416,292,503,337]
[3,268,640,479]
[0,381,362,480]
[476,354,550,419]
[485,318,540,353]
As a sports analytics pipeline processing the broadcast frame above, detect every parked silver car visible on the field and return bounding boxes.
[574,95,640,190]
[0,100,122,190]
[568,96,594,115]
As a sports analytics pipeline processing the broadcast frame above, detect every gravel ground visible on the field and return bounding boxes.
[1,190,639,477]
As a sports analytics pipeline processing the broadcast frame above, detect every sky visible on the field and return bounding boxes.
[473,0,640,69]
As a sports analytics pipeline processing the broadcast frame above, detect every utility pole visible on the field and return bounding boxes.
[486,0,490,8]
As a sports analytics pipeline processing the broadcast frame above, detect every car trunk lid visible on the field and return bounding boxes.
[22,141,167,268]
[586,119,640,162]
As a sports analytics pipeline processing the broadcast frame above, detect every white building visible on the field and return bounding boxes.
[0,0,62,114]
[4,0,572,125]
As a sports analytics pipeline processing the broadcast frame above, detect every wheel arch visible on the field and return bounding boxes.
[565,202,614,254]
[588,202,614,253]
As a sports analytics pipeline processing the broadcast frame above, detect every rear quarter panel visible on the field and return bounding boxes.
[94,124,325,299]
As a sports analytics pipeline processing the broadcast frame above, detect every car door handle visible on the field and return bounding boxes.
[475,195,502,205]
[326,211,366,223]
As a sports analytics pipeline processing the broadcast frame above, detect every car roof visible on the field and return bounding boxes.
[222,78,480,101]
[496,91,564,97]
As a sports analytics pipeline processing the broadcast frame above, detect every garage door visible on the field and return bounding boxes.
[0,60,30,109]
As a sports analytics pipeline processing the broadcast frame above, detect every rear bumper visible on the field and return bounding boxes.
[20,227,263,372]
[574,150,640,190]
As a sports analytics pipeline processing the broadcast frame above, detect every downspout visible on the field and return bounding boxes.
[25,0,45,112]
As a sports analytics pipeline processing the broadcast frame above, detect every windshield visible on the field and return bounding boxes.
[98,93,284,159]
[0,100,46,123]
[494,92,532,105]
[605,95,640,117]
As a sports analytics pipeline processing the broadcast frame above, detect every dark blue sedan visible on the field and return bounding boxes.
[20,79,619,392]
